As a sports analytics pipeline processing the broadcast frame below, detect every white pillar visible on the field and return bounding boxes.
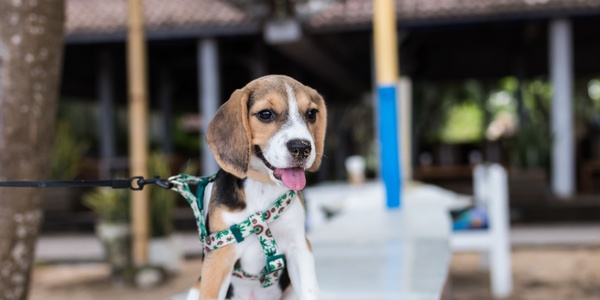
[549,18,575,198]
[198,38,220,175]
[488,164,512,298]
[399,77,412,181]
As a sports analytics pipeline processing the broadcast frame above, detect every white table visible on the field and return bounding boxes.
[306,181,454,300]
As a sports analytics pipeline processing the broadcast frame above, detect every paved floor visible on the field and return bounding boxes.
[35,224,600,263]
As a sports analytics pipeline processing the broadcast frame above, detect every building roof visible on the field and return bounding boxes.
[309,0,600,30]
[66,0,600,41]
[66,0,257,41]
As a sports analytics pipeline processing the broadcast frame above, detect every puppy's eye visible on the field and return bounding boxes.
[256,110,275,122]
[306,109,318,123]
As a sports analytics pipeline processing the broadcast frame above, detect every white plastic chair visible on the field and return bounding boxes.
[450,163,512,298]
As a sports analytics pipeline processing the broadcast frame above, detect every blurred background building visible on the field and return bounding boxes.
[47,0,600,231]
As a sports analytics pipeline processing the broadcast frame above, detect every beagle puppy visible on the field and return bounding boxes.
[187,75,326,300]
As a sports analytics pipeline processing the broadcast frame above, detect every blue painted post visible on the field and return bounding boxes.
[374,0,402,209]
[378,86,402,208]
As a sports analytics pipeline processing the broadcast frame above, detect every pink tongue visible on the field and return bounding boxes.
[277,168,306,191]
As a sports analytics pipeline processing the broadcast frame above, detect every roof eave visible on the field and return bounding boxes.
[65,23,261,44]
[307,7,600,34]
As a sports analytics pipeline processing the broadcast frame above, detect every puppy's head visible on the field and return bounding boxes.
[207,75,327,190]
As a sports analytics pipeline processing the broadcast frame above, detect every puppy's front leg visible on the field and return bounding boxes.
[286,238,319,300]
[199,245,236,300]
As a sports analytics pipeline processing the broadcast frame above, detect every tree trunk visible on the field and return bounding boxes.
[0,1,65,299]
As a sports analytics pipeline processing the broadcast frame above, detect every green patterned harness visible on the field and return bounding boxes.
[168,174,296,288]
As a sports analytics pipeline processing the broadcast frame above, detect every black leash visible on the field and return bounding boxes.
[0,176,173,191]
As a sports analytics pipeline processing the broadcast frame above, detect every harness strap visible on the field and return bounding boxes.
[169,174,296,288]
[168,173,216,249]
[204,191,296,251]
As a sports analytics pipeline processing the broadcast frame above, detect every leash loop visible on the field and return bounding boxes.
[128,176,145,190]
[130,176,174,190]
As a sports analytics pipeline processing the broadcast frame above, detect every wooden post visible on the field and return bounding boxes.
[127,0,149,265]
[373,0,402,208]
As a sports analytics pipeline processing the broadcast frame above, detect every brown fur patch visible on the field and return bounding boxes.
[201,199,237,299]
[200,245,236,299]
[206,89,252,179]
[207,206,232,233]
[192,178,243,299]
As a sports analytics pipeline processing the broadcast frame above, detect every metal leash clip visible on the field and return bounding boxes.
[129,176,174,190]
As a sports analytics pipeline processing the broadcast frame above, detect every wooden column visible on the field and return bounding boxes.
[127,0,149,265]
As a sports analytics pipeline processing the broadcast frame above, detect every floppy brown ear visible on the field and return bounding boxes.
[206,89,252,178]
[307,89,327,172]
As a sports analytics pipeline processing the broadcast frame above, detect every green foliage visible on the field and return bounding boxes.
[414,79,489,144]
[508,78,553,169]
[148,152,197,237]
[522,79,552,126]
[50,121,89,180]
[574,78,600,131]
[511,124,552,169]
[83,188,130,223]
[589,79,600,105]
[438,102,484,144]
[172,115,201,155]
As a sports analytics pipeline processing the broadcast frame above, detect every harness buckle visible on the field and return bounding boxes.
[230,224,245,243]
[264,254,286,274]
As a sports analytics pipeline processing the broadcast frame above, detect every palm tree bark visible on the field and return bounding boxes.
[0,0,65,299]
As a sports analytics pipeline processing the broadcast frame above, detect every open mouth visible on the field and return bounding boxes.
[254,145,307,191]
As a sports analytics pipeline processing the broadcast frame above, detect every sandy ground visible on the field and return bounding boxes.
[30,260,202,300]
[450,247,600,300]
[30,247,600,300]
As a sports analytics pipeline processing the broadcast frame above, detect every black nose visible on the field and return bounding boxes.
[287,139,312,160]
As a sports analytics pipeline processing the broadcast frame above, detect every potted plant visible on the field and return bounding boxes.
[83,187,131,279]
[146,152,196,275]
